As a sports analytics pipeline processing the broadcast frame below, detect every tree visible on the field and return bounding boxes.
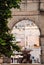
[0,0,21,58]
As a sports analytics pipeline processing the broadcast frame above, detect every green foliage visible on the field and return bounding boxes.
[0,0,21,57]
[0,38,6,45]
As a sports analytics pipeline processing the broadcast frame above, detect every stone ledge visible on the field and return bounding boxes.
[2,63,43,65]
[21,0,42,3]
[11,11,39,16]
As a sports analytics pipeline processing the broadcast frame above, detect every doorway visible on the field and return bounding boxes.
[11,20,41,64]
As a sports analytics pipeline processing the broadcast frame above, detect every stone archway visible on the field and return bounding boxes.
[11,19,41,64]
[5,0,44,63]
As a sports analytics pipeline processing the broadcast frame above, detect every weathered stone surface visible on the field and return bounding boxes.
[40,0,44,2]
[40,3,44,10]
[7,0,44,63]
[2,63,44,65]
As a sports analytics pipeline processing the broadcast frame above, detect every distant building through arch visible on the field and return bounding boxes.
[11,20,41,64]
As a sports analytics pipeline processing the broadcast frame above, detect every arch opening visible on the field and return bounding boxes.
[11,20,41,64]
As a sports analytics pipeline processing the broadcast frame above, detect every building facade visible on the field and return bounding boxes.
[8,0,44,64]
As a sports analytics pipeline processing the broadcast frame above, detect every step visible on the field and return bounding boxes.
[2,63,44,65]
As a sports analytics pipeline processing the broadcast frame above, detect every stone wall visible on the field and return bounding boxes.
[7,0,44,64]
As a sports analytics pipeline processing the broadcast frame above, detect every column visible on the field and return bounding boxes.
[40,37,44,64]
